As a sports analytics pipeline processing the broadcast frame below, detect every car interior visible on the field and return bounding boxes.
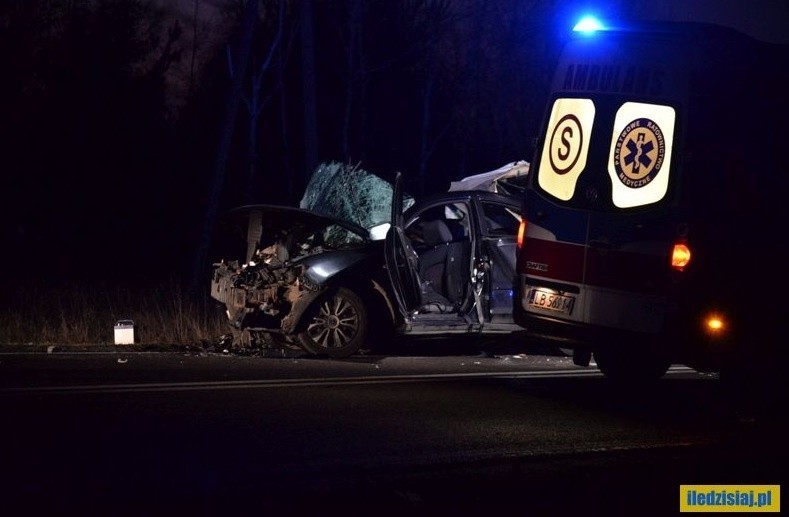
[406,203,472,313]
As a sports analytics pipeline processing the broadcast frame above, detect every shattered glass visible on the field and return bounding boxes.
[300,162,415,232]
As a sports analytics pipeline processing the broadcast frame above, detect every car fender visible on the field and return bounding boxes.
[281,285,330,335]
[299,250,373,286]
[284,273,398,336]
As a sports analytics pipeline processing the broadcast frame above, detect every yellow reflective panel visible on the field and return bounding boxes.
[608,102,676,208]
[538,98,596,201]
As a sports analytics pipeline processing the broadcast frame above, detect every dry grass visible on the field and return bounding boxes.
[0,278,228,345]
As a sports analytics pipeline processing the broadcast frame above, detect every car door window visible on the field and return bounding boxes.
[406,203,470,249]
[405,202,472,307]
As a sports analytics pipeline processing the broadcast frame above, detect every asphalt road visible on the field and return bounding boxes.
[0,345,784,515]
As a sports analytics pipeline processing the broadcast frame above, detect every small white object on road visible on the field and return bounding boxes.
[114,320,135,345]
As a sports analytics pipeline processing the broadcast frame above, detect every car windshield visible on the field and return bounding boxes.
[299,162,415,233]
[315,223,367,250]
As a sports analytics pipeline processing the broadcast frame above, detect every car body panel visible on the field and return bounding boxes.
[388,184,523,334]
[210,205,377,335]
[210,165,524,354]
[384,172,422,319]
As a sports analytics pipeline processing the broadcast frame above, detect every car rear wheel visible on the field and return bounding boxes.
[297,288,368,358]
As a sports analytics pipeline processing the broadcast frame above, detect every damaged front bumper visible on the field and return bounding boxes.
[211,259,325,337]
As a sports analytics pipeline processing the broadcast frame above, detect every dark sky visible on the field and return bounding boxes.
[1,0,786,286]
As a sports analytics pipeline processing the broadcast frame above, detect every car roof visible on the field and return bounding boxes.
[406,190,520,213]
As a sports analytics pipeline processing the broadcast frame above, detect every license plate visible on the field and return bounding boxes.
[528,288,576,315]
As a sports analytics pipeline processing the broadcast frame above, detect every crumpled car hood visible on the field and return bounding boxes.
[219,204,369,264]
[211,204,377,337]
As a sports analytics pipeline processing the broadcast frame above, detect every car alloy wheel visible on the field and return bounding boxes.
[297,287,368,358]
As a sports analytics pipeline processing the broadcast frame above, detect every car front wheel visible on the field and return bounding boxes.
[297,287,368,358]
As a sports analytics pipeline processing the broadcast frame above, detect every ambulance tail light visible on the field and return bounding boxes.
[702,312,728,339]
[517,220,527,250]
[671,241,691,271]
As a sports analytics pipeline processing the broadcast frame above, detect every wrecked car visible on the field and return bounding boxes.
[210,161,527,358]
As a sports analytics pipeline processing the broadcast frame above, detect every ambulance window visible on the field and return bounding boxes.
[607,102,676,208]
[537,98,595,201]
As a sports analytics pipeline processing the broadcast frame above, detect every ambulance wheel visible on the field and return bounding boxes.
[594,346,671,382]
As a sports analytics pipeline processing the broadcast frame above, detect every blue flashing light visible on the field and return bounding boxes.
[573,15,605,34]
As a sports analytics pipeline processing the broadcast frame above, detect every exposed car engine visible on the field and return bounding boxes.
[211,233,324,335]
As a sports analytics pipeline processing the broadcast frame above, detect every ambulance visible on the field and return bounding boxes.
[514,17,789,381]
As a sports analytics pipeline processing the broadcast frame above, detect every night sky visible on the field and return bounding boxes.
[1,0,786,288]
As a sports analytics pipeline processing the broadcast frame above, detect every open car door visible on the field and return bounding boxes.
[385,172,422,319]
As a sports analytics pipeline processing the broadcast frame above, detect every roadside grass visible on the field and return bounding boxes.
[0,279,227,346]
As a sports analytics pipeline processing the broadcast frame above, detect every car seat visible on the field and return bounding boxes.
[417,219,470,307]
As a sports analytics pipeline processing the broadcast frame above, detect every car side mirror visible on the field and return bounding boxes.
[369,223,391,241]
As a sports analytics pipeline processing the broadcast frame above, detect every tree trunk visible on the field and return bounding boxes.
[191,0,258,291]
[299,0,319,193]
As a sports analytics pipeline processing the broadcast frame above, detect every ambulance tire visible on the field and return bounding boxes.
[594,346,671,383]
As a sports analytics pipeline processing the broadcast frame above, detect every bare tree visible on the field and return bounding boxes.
[409,0,456,195]
[278,3,295,200]
[192,0,259,291]
[340,0,366,160]
[234,0,290,204]
[334,0,457,192]
[299,0,318,192]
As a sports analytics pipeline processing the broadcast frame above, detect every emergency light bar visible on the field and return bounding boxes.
[573,15,605,34]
